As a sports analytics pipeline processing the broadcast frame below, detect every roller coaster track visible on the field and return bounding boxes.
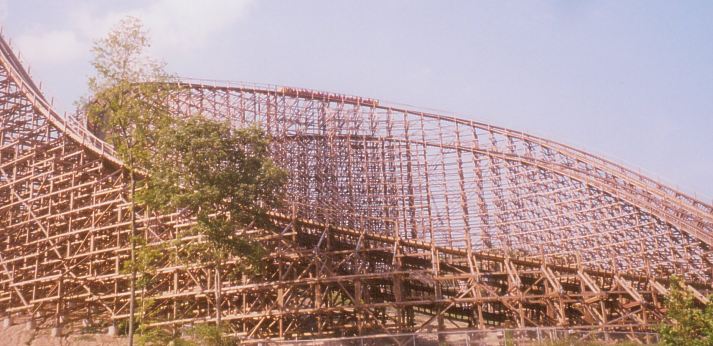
[0,31,711,342]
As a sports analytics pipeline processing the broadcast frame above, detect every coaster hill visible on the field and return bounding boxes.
[0,32,711,342]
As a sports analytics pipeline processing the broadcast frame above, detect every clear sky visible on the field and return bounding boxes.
[2,0,711,201]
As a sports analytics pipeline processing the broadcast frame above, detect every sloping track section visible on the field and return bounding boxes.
[1,32,712,342]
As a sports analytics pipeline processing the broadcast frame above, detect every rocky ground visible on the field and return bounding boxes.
[0,321,125,346]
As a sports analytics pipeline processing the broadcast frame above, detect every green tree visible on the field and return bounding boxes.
[85,17,172,345]
[123,239,169,343]
[141,115,287,326]
[659,276,713,345]
[183,324,237,346]
[87,17,286,343]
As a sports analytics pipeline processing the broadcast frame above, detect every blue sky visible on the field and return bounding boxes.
[1,0,711,201]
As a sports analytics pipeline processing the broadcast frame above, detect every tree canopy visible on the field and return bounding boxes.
[86,16,171,170]
[141,115,287,269]
[659,276,713,346]
[84,17,173,345]
[86,16,287,344]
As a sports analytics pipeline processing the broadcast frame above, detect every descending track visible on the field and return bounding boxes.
[154,80,712,280]
[1,32,711,342]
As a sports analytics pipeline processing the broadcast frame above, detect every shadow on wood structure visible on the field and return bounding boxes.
[0,32,711,343]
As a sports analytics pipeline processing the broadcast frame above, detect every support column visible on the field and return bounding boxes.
[25,318,35,331]
[432,248,445,345]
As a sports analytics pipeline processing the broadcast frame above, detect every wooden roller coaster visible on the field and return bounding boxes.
[0,32,711,343]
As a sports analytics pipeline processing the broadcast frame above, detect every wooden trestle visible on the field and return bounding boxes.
[0,32,712,342]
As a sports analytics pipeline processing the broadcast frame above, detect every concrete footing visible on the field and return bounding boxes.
[2,317,11,329]
[107,325,117,336]
[25,320,35,331]
[51,326,62,337]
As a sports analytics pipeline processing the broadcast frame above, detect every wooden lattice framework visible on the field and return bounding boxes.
[1,32,712,342]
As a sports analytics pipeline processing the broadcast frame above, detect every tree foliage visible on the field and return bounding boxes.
[184,324,238,346]
[120,239,167,289]
[136,324,237,346]
[84,17,173,345]
[87,16,287,342]
[141,115,288,270]
[659,276,713,346]
[140,115,287,330]
[86,16,171,169]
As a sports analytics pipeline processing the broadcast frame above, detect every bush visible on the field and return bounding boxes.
[659,276,713,346]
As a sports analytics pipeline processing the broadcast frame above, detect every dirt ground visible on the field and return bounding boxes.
[0,322,126,346]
